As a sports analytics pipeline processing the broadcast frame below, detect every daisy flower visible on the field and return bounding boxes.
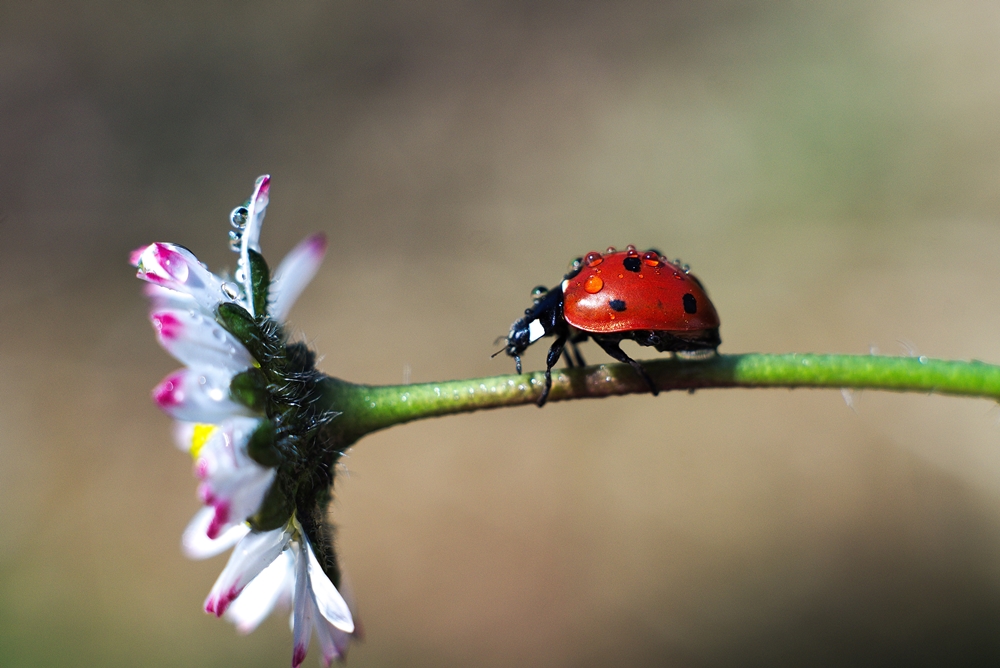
[133,176,356,665]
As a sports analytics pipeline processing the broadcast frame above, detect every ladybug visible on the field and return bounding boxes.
[500,245,721,406]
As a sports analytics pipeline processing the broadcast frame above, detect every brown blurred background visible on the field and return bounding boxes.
[4,1,1000,665]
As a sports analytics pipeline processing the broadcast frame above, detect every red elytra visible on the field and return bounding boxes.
[562,248,720,335]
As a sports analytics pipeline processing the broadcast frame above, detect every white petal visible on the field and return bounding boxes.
[204,528,291,616]
[150,308,255,372]
[143,283,199,311]
[197,465,275,540]
[182,507,250,559]
[225,549,294,634]
[152,368,252,423]
[269,233,327,323]
[194,418,273,539]
[291,542,314,668]
[305,540,354,632]
[313,607,353,665]
[136,243,232,311]
[238,175,270,317]
[242,175,269,256]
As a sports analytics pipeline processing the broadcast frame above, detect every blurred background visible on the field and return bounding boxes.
[4,1,1000,665]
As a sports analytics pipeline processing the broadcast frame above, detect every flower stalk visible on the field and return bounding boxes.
[321,353,1000,445]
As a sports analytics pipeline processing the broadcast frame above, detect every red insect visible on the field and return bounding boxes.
[500,245,721,406]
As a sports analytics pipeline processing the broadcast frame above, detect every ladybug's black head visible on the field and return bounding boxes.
[502,284,565,374]
[504,318,531,373]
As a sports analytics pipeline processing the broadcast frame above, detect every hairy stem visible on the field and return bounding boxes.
[320,353,1000,446]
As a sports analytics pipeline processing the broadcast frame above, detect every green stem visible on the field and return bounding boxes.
[320,353,1000,446]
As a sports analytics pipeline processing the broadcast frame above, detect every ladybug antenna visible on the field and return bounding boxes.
[490,346,506,359]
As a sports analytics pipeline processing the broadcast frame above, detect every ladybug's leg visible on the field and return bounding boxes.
[538,333,568,407]
[593,338,659,396]
[561,344,582,369]
[568,334,587,367]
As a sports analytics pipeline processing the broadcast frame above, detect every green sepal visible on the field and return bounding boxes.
[247,249,270,318]
[248,477,295,532]
[215,302,267,362]
[246,419,281,467]
[230,368,269,413]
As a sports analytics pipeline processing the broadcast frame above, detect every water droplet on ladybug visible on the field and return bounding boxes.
[585,251,603,267]
[625,246,639,258]
[642,251,662,267]
[584,275,604,293]
[230,206,249,229]
[531,285,548,298]
[682,264,691,274]
[606,246,617,254]
[569,257,583,271]
[673,271,683,279]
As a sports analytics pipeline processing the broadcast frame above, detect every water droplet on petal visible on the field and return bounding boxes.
[222,283,240,300]
[230,206,249,229]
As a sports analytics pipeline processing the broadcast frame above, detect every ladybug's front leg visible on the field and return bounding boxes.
[538,333,568,407]
[593,337,659,396]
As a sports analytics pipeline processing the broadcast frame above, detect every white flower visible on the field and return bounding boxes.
[206,523,356,667]
[133,176,328,545]
[134,176,354,664]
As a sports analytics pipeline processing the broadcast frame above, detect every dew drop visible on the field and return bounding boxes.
[642,251,662,267]
[584,251,603,267]
[918,355,928,364]
[606,246,617,254]
[584,275,604,294]
[222,283,240,300]
[230,206,249,229]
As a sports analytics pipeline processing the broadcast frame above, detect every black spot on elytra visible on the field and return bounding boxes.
[610,299,627,312]
[623,257,641,272]
[683,293,697,314]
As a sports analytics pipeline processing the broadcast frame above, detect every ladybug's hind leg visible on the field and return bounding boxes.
[593,337,659,396]
[538,333,568,407]
[568,332,587,367]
